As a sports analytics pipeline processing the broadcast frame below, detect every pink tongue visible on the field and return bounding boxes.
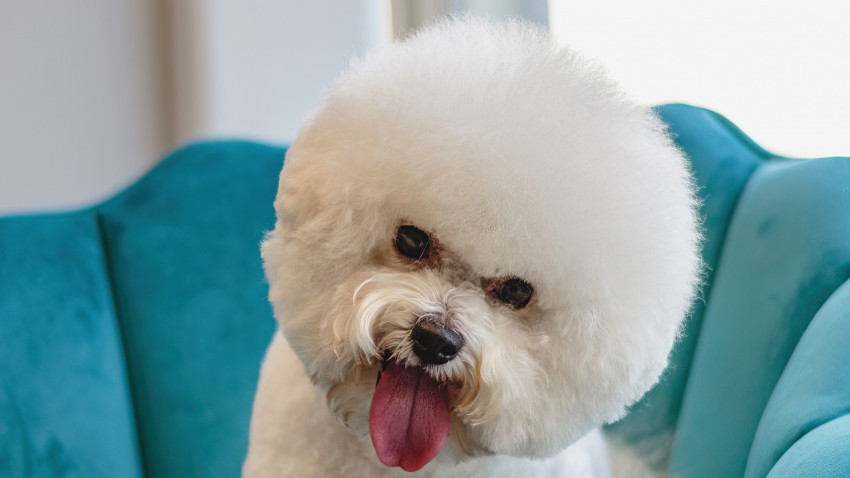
[369,360,451,472]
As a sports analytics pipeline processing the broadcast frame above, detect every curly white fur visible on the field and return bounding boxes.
[244,16,701,478]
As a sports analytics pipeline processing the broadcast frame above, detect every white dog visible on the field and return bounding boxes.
[244,17,701,478]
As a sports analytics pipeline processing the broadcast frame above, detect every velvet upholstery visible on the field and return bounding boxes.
[1,106,847,477]
[749,279,850,478]
[606,105,850,477]
[97,142,285,477]
[1,141,284,477]
[0,213,142,477]
[603,104,765,467]
[667,156,850,477]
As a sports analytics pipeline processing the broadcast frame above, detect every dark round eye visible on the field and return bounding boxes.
[395,225,431,260]
[498,278,534,309]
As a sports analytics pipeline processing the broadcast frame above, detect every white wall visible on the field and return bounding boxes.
[4,1,847,215]
[0,0,389,215]
[549,0,850,159]
[0,1,169,215]
[169,0,389,146]
[392,0,547,39]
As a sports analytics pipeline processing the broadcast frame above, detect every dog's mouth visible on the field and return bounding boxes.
[369,356,452,472]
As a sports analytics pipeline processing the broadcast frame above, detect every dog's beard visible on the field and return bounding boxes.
[318,269,546,467]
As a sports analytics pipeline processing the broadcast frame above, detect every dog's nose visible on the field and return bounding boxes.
[411,319,464,365]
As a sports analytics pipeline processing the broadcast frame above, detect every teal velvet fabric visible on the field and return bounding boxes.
[767,415,850,477]
[1,141,284,478]
[607,105,850,477]
[749,279,850,477]
[603,104,765,467]
[2,108,848,477]
[97,141,284,477]
[0,213,142,477]
[667,156,850,477]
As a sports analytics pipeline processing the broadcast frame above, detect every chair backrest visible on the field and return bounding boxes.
[1,210,143,477]
[606,104,850,477]
[3,106,848,477]
[1,141,285,477]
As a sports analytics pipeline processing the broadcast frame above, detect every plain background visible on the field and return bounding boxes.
[1,0,848,215]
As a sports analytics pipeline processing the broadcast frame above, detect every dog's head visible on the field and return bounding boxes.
[261,18,701,472]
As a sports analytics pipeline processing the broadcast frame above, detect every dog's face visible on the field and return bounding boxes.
[261,19,700,472]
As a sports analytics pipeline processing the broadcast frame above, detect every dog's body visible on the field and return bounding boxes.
[244,18,701,478]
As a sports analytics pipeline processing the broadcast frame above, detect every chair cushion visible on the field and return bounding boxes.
[749,278,850,477]
[4,110,847,478]
[668,155,850,477]
[767,415,850,477]
[0,212,142,477]
[606,104,850,477]
[97,141,285,477]
[604,104,764,466]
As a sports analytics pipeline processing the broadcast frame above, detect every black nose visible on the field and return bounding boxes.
[411,318,465,365]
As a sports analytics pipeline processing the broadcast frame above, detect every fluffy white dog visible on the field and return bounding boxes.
[244,17,701,478]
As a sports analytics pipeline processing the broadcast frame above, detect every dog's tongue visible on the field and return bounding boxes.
[369,360,451,472]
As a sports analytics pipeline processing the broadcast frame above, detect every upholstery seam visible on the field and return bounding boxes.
[764,410,850,477]
[745,277,850,477]
[95,211,149,478]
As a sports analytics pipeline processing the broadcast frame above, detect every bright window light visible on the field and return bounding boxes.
[549,0,850,158]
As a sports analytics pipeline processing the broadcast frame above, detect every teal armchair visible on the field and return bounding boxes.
[2,105,849,477]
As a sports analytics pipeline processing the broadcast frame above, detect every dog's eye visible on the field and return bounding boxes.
[395,225,431,260]
[498,278,534,309]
